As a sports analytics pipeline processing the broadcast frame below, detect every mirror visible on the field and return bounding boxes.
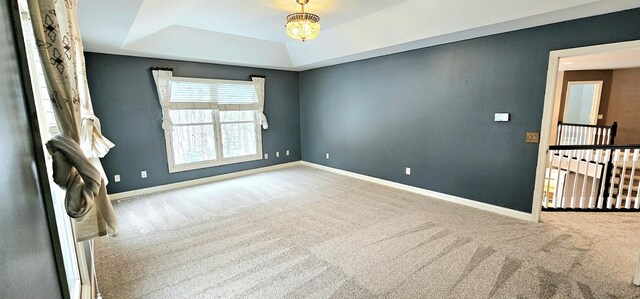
[563,81,603,125]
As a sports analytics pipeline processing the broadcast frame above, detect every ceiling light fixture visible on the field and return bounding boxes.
[285,0,320,42]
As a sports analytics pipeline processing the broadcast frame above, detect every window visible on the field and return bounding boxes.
[165,77,263,172]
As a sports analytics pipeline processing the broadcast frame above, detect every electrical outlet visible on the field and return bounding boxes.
[405,167,411,175]
[264,153,269,159]
[276,151,280,157]
[286,150,290,156]
[141,170,147,178]
[525,132,540,143]
[325,153,330,159]
[114,175,121,182]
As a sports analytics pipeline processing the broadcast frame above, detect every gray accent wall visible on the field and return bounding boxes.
[299,8,640,213]
[85,53,301,194]
[0,0,62,297]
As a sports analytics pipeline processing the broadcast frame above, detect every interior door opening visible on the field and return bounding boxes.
[532,39,640,286]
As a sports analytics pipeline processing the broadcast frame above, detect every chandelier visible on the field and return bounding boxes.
[285,0,320,42]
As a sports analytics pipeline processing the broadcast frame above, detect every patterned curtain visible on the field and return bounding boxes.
[28,0,118,241]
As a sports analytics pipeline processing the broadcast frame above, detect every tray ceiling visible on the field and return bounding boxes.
[78,0,640,71]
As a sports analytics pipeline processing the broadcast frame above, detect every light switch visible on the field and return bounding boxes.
[114,175,120,182]
[405,167,411,175]
[494,113,510,122]
[526,132,540,143]
[141,171,147,178]
[286,150,290,156]
[325,153,330,159]
[276,151,280,157]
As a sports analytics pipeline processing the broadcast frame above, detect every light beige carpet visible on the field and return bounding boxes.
[95,165,640,298]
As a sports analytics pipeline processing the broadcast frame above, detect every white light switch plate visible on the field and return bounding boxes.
[141,171,147,178]
[114,175,120,182]
[276,151,280,157]
[405,167,411,175]
[325,153,330,159]
[264,153,269,159]
[494,113,510,122]
[286,150,290,156]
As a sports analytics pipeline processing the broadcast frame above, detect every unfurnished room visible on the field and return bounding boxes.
[2,0,640,298]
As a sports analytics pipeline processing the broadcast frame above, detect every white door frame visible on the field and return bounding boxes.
[531,39,640,223]
[529,39,640,285]
[563,80,603,125]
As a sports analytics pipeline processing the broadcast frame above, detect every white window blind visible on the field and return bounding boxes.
[170,77,259,110]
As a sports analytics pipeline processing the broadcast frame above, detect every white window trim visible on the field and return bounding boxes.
[164,77,263,173]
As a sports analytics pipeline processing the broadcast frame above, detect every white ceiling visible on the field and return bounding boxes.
[559,49,640,71]
[78,0,640,71]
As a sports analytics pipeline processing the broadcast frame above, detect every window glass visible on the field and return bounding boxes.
[220,110,255,122]
[221,122,257,158]
[169,109,213,124]
[171,125,217,165]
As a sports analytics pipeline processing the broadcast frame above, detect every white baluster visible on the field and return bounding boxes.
[579,149,593,209]
[618,150,629,209]
[608,149,620,209]
[625,149,638,209]
[577,126,582,145]
[557,124,562,145]
[569,125,574,145]
[589,149,602,208]
[544,152,551,207]
[554,150,564,208]
[576,127,581,145]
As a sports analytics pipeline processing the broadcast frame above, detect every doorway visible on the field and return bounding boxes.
[531,39,640,286]
[563,80,603,125]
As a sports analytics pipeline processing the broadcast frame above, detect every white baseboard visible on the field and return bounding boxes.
[301,161,534,222]
[109,161,302,200]
[110,160,533,222]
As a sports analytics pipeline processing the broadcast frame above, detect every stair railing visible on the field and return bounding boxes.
[543,144,640,210]
[556,121,617,146]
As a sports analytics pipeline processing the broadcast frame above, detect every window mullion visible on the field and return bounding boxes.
[213,109,224,161]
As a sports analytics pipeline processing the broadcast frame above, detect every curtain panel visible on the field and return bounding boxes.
[28,0,118,241]
[151,69,174,131]
[251,76,268,129]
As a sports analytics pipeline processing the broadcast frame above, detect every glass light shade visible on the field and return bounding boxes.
[285,12,320,41]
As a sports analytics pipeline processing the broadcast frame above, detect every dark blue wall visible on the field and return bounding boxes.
[85,53,300,193]
[1,0,62,296]
[299,8,640,213]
